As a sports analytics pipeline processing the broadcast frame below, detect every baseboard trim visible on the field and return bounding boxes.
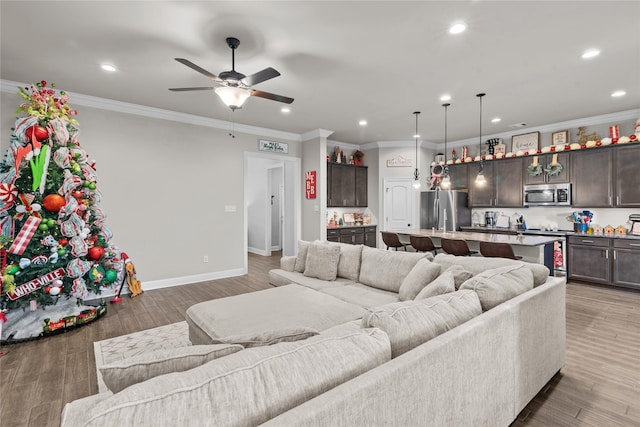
[248,247,270,256]
[143,268,247,291]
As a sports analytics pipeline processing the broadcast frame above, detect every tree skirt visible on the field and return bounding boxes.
[1,297,106,344]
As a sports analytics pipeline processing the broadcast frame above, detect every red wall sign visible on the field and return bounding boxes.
[305,171,316,199]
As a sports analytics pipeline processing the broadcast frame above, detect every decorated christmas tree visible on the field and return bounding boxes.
[0,81,125,312]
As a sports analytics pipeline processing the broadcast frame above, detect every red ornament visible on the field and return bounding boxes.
[550,146,556,152]
[612,138,618,143]
[580,144,587,149]
[25,125,49,142]
[87,246,105,261]
[72,191,83,199]
[596,141,602,147]
[630,135,637,141]
[42,194,65,212]
[564,145,571,150]
[58,238,68,246]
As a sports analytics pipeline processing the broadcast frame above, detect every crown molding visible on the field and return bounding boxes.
[301,129,334,141]
[327,139,359,150]
[0,79,303,142]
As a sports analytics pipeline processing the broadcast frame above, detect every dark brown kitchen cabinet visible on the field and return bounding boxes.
[469,158,523,207]
[446,163,469,189]
[571,148,613,207]
[567,235,611,284]
[326,226,376,247]
[614,145,640,207]
[327,163,367,207]
[612,239,640,289]
[523,152,571,185]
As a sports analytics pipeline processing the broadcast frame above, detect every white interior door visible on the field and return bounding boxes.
[384,178,415,231]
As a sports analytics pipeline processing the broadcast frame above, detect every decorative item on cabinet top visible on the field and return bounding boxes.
[328,146,364,166]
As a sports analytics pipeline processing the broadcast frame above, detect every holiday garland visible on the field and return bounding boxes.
[0,81,125,310]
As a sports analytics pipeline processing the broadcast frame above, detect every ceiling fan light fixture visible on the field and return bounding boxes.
[412,111,421,190]
[215,86,251,110]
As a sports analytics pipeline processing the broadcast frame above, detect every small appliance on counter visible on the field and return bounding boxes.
[630,214,640,236]
[485,211,498,228]
[496,213,510,228]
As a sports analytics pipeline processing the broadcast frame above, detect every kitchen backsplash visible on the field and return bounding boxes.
[327,208,374,226]
[472,207,637,231]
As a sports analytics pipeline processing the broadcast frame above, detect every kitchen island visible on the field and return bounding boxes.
[399,229,558,274]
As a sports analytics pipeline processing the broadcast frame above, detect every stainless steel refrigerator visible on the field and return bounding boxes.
[420,190,471,231]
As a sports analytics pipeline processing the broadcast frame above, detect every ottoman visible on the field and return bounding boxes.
[185,284,368,345]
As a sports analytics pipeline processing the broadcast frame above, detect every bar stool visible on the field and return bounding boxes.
[409,235,441,256]
[479,241,522,260]
[440,238,478,256]
[381,231,411,251]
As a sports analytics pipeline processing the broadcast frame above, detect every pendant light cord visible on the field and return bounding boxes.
[443,103,450,163]
[476,93,486,167]
[414,111,420,181]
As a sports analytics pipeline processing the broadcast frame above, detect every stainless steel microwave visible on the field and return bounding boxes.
[523,183,571,207]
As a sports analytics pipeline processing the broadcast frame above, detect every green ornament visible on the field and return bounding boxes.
[7,265,20,275]
[105,269,118,283]
[57,248,67,256]
[83,180,91,187]
[88,265,106,283]
[38,223,49,231]
[88,183,96,190]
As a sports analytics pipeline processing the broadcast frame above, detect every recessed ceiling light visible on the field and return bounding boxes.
[281,107,291,113]
[611,90,626,97]
[440,94,451,102]
[449,22,467,34]
[100,63,117,72]
[581,49,600,59]
[491,117,501,123]
[359,119,367,126]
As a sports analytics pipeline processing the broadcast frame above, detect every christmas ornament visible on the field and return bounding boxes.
[8,216,42,255]
[49,286,61,296]
[5,267,65,300]
[25,125,49,143]
[104,269,117,283]
[87,246,105,261]
[89,265,105,283]
[0,183,18,204]
[42,194,65,212]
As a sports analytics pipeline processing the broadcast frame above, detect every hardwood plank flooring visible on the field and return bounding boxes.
[1,252,638,427]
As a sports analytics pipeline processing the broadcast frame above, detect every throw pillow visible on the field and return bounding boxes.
[362,290,482,358]
[100,344,243,394]
[459,264,534,311]
[398,258,442,301]
[414,271,456,300]
[210,326,319,348]
[293,240,311,273]
[443,265,474,290]
[328,242,363,281]
[303,242,341,280]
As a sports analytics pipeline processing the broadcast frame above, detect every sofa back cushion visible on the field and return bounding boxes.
[362,290,482,357]
[433,253,549,287]
[304,242,341,281]
[398,258,442,301]
[460,264,534,311]
[99,344,243,394]
[83,329,391,427]
[359,246,426,293]
[414,271,456,300]
[328,242,363,281]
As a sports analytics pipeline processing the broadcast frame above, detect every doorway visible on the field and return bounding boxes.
[383,178,417,232]
[244,153,300,272]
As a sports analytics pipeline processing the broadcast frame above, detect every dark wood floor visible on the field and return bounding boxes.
[1,252,638,427]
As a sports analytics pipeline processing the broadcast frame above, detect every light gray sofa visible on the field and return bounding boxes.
[61,241,565,427]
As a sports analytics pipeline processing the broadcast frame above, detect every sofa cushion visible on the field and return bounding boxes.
[268,269,354,290]
[185,284,367,345]
[77,329,391,427]
[304,242,341,281]
[443,265,475,289]
[328,242,363,281]
[433,253,549,287]
[280,255,297,272]
[460,264,534,311]
[294,240,311,273]
[99,344,243,394]
[398,258,442,301]
[362,290,482,358]
[209,327,319,348]
[414,271,456,300]
[359,246,426,292]
[320,283,399,309]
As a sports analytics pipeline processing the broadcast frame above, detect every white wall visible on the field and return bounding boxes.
[0,90,302,289]
[247,157,282,255]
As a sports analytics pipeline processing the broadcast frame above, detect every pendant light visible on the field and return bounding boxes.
[412,111,421,189]
[440,103,452,189]
[474,93,487,186]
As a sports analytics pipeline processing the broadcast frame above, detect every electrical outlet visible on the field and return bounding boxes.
[203,255,209,263]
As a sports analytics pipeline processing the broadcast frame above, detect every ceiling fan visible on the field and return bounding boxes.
[169,37,294,111]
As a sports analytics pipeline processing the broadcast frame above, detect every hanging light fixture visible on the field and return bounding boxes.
[475,93,487,186]
[412,111,422,189]
[440,103,452,189]
[214,86,251,111]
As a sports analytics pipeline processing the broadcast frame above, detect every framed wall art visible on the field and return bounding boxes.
[551,130,569,146]
[511,131,540,153]
[259,139,288,154]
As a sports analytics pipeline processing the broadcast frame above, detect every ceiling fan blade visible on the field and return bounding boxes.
[168,87,215,91]
[242,67,280,86]
[174,58,221,81]
[251,90,294,104]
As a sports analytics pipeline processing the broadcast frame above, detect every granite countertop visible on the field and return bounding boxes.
[327,224,377,229]
[401,229,558,247]
[461,226,640,241]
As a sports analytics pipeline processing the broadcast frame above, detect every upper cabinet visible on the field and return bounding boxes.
[614,145,640,207]
[571,148,613,207]
[327,163,368,207]
[469,157,523,207]
[446,163,469,189]
[523,152,571,185]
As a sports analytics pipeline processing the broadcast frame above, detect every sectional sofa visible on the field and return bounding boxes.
[61,241,566,427]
